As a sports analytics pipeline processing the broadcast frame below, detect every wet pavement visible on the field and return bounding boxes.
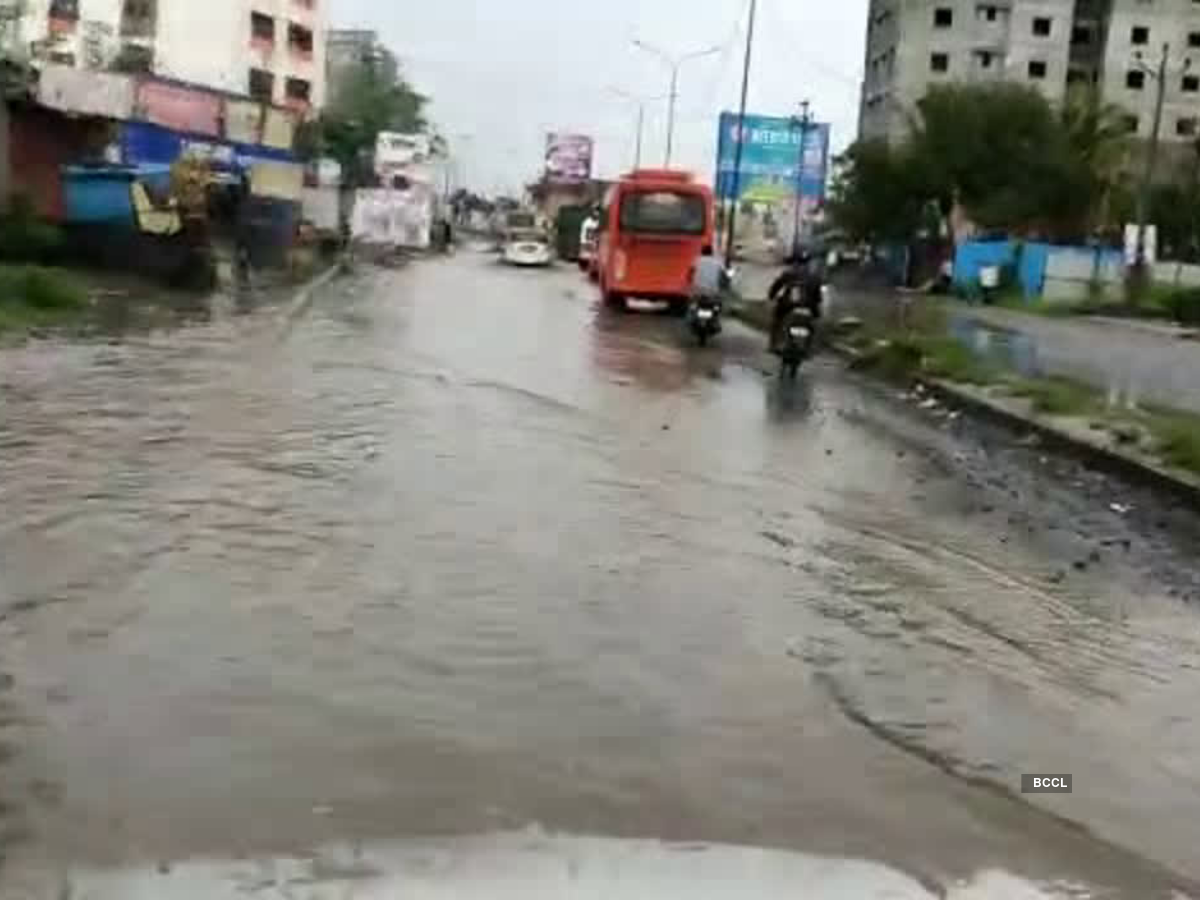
[2,250,1200,897]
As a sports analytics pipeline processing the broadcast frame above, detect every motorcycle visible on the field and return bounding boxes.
[774,307,815,379]
[688,294,723,347]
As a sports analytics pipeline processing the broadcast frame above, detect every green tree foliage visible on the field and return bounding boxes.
[301,50,428,185]
[827,140,932,243]
[831,83,1132,244]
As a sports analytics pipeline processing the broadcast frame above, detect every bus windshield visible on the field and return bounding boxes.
[618,191,706,236]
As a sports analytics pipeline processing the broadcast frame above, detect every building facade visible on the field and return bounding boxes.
[859,0,1200,150]
[0,0,326,111]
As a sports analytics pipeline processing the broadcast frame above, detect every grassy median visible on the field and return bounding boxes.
[845,299,1200,478]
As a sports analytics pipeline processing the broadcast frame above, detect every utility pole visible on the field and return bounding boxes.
[723,0,758,263]
[1130,42,1186,299]
[633,40,723,169]
[791,99,812,259]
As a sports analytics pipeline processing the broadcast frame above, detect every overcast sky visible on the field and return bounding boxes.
[330,0,869,196]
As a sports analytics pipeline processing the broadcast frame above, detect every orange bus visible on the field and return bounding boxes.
[596,169,715,312]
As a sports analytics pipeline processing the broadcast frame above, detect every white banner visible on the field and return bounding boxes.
[351,188,432,249]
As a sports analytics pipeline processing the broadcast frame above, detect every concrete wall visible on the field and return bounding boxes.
[155,0,247,95]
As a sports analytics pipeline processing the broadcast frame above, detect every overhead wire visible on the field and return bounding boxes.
[758,0,865,97]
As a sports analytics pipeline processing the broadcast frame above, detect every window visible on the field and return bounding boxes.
[249,67,274,100]
[978,50,994,68]
[1124,114,1140,133]
[930,52,949,72]
[120,0,155,35]
[1032,17,1051,36]
[1131,25,1149,45]
[250,11,274,42]
[288,22,313,55]
[1177,117,1197,136]
[1184,74,1200,92]
[979,5,998,22]
[619,191,707,236]
[1190,32,1200,48]
[1071,26,1090,46]
[1127,69,1146,89]
[285,76,311,102]
[1028,60,1047,79]
[49,0,79,20]
[934,7,953,27]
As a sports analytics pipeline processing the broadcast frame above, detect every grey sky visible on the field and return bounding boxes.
[331,0,868,196]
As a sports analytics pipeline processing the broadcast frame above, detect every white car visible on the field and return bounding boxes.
[503,230,553,267]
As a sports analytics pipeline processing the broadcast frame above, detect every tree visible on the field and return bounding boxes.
[831,83,1134,246]
[826,139,930,243]
[303,50,428,185]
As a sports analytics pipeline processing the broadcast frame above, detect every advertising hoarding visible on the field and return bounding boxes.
[714,112,830,205]
[544,132,593,184]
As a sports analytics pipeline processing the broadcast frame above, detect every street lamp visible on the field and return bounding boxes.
[608,87,668,170]
[632,39,723,167]
[1129,43,1190,297]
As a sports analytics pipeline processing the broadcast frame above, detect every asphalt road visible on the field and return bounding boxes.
[2,250,1200,898]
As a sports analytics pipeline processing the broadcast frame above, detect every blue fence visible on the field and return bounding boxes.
[953,240,1120,301]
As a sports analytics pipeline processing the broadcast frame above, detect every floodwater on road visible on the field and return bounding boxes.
[2,252,1200,898]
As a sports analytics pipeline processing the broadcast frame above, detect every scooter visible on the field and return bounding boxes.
[775,307,815,379]
[688,294,723,347]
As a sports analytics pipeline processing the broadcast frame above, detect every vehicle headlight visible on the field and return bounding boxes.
[697,308,714,319]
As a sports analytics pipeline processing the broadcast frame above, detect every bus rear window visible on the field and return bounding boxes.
[619,191,706,235]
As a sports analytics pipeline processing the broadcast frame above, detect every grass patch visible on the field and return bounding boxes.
[1142,408,1200,475]
[852,330,1001,385]
[0,265,87,334]
[1008,376,1102,416]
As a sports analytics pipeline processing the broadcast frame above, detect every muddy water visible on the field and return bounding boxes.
[1,253,1199,897]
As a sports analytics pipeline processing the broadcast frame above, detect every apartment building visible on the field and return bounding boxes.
[859,0,1200,150]
[1,0,326,111]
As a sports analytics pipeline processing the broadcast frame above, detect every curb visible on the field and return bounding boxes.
[832,339,1200,513]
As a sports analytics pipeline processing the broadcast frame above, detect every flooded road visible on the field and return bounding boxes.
[2,251,1200,898]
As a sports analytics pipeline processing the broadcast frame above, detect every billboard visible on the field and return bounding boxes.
[714,112,830,205]
[545,132,593,184]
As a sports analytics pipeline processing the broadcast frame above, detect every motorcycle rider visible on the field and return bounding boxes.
[768,248,824,351]
[690,244,727,301]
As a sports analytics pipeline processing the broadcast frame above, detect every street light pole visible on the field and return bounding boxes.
[723,0,758,263]
[791,99,812,258]
[666,65,679,167]
[632,40,723,169]
[610,87,664,171]
[635,103,644,169]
